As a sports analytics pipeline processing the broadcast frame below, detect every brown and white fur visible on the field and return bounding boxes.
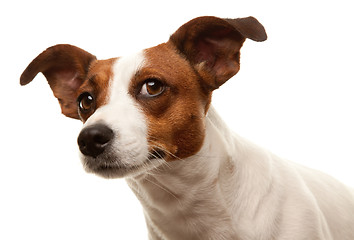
[20,16,354,240]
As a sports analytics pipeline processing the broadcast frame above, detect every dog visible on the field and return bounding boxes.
[20,16,354,240]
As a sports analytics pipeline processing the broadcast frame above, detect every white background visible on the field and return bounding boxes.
[1,0,353,239]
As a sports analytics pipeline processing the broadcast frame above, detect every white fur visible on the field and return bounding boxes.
[127,106,354,240]
[83,51,354,239]
[81,52,164,178]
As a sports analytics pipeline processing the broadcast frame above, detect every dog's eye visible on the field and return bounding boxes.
[77,92,95,113]
[139,79,165,97]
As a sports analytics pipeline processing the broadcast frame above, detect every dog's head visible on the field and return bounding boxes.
[20,16,266,178]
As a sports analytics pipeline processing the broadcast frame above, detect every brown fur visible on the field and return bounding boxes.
[20,44,97,119]
[77,58,116,122]
[132,16,267,160]
[132,43,210,160]
[169,16,266,89]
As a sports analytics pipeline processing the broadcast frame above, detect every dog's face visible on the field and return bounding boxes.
[76,44,210,178]
[20,16,266,178]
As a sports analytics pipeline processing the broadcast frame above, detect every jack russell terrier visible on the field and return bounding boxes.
[21,16,354,240]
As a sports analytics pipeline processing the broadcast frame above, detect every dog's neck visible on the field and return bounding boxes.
[127,106,274,239]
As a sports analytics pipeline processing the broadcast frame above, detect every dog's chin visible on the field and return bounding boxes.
[85,163,134,179]
[80,152,165,179]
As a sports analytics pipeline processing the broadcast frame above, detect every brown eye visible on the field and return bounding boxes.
[78,92,95,113]
[139,79,165,97]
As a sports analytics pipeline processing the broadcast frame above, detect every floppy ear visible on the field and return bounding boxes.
[169,16,267,90]
[20,44,97,119]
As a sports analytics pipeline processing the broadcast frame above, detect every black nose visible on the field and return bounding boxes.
[77,124,114,158]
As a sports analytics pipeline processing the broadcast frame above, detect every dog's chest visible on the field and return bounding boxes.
[126,158,239,239]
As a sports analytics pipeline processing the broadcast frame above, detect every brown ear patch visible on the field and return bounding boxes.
[169,16,267,90]
[20,44,97,119]
[224,17,267,42]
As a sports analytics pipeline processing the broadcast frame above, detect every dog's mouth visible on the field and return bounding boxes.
[82,148,166,178]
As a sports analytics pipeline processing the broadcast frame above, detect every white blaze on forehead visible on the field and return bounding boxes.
[84,51,146,126]
[83,51,149,166]
[108,51,146,130]
[105,50,146,131]
[110,51,145,103]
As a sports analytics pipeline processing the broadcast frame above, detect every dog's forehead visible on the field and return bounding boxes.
[83,50,145,125]
[86,42,197,102]
[110,50,145,96]
[84,42,202,125]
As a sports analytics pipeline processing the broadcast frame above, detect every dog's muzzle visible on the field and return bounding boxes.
[77,124,114,158]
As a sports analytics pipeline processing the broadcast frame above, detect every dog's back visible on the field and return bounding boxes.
[207,107,354,239]
[295,164,354,239]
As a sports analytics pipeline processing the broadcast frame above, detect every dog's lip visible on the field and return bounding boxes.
[94,163,136,175]
[90,161,145,178]
[85,149,166,178]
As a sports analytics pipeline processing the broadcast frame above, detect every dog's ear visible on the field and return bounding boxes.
[169,16,267,90]
[20,44,97,119]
